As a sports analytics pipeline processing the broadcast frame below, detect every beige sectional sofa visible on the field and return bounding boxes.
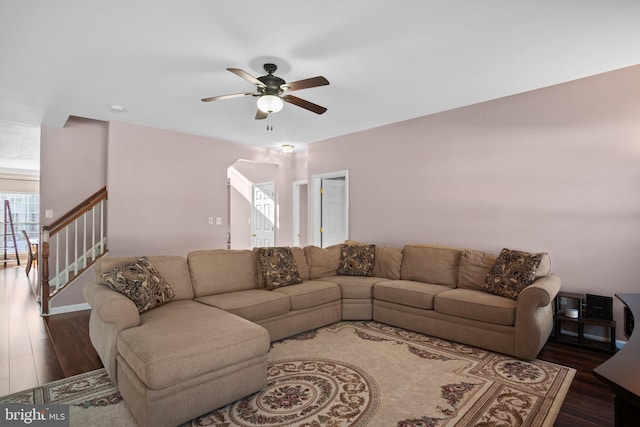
[83,243,560,427]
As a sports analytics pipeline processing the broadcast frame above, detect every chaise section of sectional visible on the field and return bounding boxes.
[84,255,271,427]
[84,255,197,384]
[116,300,270,427]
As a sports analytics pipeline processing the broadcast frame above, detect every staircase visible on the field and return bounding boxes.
[41,187,108,315]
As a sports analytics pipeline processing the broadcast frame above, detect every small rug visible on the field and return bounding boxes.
[0,321,575,426]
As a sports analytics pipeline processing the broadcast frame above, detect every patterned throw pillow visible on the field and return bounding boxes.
[255,247,303,290]
[100,257,175,313]
[483,248,543,300]
[100,257,175,314]
[337,244,376,276]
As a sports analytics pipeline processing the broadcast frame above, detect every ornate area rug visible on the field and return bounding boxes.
[0,321,574,426]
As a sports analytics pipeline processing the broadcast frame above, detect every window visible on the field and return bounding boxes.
[2,192,39,253]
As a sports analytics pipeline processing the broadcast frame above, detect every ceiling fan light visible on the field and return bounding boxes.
[280,144,294,153]
[257,95,284,113]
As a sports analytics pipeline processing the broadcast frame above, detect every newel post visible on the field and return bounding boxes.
[41,227,50,316]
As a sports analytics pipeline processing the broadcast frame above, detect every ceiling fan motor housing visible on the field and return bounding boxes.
[258,64,286,95]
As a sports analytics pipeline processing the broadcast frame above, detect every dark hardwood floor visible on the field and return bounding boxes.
[1,264,616,425]
[44,310,102,377]
[538,341,615,427]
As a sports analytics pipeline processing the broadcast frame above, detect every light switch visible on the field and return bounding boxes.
[45,209,54,218]
[208,217,214,225]
[216,217,222,225]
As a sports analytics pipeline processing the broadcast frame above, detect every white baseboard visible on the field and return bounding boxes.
[46,303,91,316]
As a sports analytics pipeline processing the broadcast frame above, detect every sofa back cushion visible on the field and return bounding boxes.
[536,253,552,277]
[188,249,257,297]
[458,249,551,290]
[303,244,342,279]
[96,255,194,301]
[400,244,461,287]
[291,247,310,281]
[373,245,403,280]
[457,249,498,290]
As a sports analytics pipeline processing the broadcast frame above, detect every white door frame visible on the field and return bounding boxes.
[311,170,349,247]
[293,180,307,247]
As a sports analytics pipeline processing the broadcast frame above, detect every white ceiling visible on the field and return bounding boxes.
[0,120,40,175]
[1,1,639,150]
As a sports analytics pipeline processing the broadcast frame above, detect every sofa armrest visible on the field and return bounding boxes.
[518,274,561,309]
[514,274,561,359]
[83,281,141,327]
[83,281,141,383]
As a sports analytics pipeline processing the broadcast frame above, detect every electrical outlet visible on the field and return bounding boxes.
[208,217,214,225]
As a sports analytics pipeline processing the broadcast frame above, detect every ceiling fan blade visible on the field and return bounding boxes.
[255,109,268,120]
[201,92,256,102]
[227,68,265,87]
[283,76,329,92]
[283,95,327,115]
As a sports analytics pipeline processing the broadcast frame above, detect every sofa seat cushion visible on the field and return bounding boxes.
[117,300,270,390]
[271,281,340,310]
[434,288,517,326]
[373,280,452,310]
[321,276,383,299]
[196,289,290,321]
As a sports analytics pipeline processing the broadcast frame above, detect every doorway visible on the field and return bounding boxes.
[251,181,275,247]
[227,160,278,249]
[311,171,349,248]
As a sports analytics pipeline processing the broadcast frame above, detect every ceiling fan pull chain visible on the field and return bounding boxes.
[267,113,274,131]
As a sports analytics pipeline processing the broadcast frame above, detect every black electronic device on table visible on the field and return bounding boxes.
[586,294,614,321]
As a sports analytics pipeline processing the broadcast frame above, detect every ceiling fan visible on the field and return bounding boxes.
[201,63,329,120]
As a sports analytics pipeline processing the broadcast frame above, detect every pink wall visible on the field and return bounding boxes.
[40,117,108,225]
[44,65,640,341]
[40,117,109,309]
[106,121,301,256]
[308,65,640,339]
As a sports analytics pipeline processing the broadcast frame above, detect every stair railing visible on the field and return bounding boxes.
[41,187,108,315]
